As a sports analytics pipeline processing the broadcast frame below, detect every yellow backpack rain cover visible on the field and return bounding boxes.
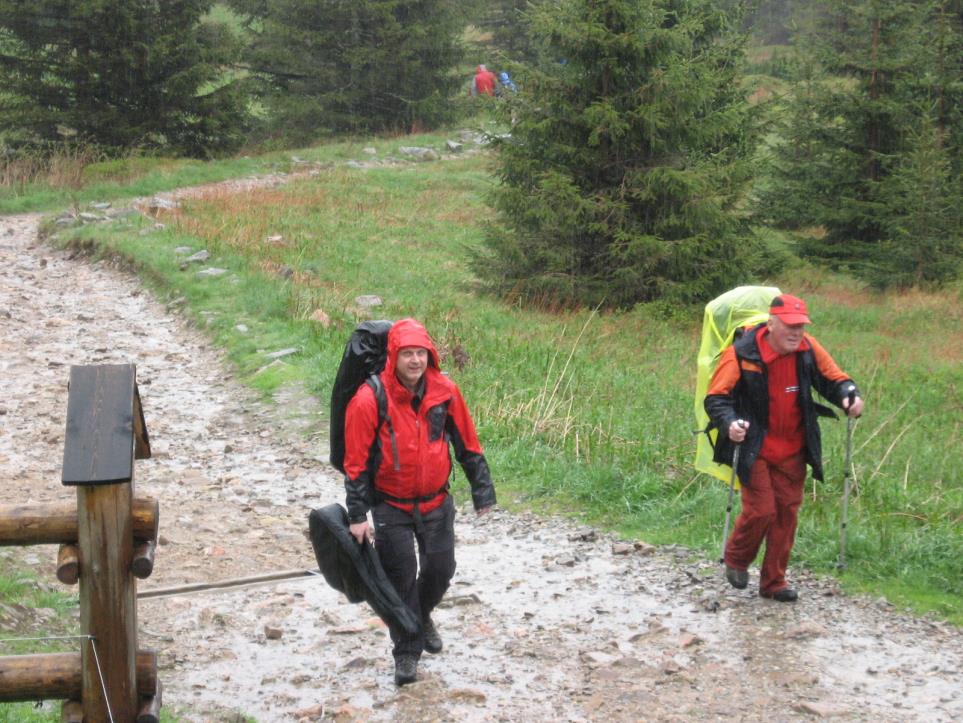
[694,285,781,484]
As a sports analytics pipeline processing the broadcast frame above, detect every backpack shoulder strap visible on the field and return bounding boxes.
[366,375,400,471]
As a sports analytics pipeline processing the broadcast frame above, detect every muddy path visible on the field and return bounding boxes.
[1,204,961,722]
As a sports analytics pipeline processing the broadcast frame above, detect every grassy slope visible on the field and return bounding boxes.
[32,142,961,623]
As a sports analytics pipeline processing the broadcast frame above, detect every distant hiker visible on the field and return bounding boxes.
[470,64,497,97]
[498,71,517,94]
[704,294,864,602]
[343,318,496,685]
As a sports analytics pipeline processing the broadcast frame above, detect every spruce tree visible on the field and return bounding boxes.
[0,0,247,156]
[473,0,542,63]
[478,0,769,308]
[758,0,962,285]
[231,0,464,139]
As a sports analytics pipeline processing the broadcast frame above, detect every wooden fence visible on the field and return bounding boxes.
[0,364,162,722]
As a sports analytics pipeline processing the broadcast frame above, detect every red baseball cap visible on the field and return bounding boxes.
[769,294,811,324]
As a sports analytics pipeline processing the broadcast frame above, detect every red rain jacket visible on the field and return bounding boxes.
[344,319,495,522]
[473,66,496,96]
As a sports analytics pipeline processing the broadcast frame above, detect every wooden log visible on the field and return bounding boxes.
[132,540,156,579]
[0,653,80,701]
[0,651,157,701]
[56,543,79,585]
[78,483,138,722]
[137,677,162,723]
[0,497,158,546]
[136,649,158,697]
[61,700,82,723]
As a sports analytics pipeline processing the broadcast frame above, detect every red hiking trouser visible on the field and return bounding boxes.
[724,453,806,595]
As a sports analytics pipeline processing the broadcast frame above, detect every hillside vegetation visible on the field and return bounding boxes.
[35,137,962,623]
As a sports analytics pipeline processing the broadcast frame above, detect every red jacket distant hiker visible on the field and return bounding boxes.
[344,318,496,686]
[470,64,497,96]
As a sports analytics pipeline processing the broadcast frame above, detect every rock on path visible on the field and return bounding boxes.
[1,211,960,722]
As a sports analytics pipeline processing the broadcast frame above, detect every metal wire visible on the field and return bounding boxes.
[0,634,92,643]
[88,636,116,723]
[0,634,116,722]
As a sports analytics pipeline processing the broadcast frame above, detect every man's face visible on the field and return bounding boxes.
[767,315,807,355]
[395,346,429,389]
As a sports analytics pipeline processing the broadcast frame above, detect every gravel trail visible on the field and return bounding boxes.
[0,207,960,722]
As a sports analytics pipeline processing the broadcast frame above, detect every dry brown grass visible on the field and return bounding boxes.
[0,144,103,189]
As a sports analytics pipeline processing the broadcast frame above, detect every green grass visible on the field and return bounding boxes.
[42,147,963,623]
[0,131,484,215]
[0,555,79,722]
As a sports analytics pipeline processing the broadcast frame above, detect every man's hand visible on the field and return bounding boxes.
[843,395,864,418]
[349,520,372,544]
[728,419,748,443]
[476,506,492,517]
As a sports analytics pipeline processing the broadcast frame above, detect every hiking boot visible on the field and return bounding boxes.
[393,655,418,686]
[725,565,749,590]
[760,587,798,603]
[422,616,443,654]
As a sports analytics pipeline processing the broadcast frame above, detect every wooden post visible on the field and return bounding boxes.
[77,483,138,720]
[0,362,160,717]
[62,364,152,722]
[61,700,83,723]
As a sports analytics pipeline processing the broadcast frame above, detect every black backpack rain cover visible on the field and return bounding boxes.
[329,320,393,474]
[308,504,421,637]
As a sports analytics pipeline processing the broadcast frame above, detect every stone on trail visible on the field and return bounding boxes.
[634,541,657,555]
[264,624,284,640]
[611,542,634,555]
[354,294,383,309]
[196,267,228,277]
[784,621,827,640]
[568,528,596,542]
[184,250,209,263]
[398,146,440,162]
[794,700,848,717]
[264,347,300,360]
[678,632,703,649]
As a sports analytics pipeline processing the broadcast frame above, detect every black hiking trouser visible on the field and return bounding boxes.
[372,494,456,659]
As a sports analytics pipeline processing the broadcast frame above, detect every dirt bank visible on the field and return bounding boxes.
[0,207,960,722]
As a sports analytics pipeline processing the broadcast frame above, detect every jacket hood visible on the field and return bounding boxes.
[385,318,441,381]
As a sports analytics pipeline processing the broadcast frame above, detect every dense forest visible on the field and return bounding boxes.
[1,0,960,302]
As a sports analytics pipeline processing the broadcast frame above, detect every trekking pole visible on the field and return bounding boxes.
[720,428,743,564]
[837,394,858,569]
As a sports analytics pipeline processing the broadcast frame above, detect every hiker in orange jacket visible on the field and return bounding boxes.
[344,318,495,685]
[705,294,864,602]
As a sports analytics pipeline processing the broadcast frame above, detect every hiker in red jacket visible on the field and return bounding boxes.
[705,294,864,602]
[344,318,496,685]
[470,64,497,96]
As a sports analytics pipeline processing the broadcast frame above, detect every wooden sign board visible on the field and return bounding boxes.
[61,364,151,486]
